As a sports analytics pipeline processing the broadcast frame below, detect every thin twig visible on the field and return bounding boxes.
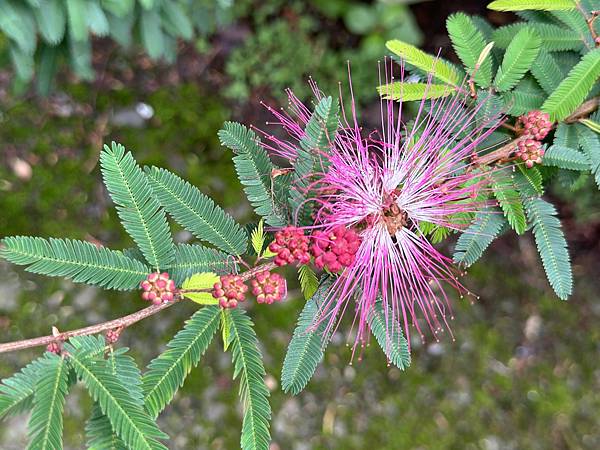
[0,262,278,355]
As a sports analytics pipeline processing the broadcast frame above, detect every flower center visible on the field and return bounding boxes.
[382,202,408,235]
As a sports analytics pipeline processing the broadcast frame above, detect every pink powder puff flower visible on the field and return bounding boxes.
[260,62,505,356]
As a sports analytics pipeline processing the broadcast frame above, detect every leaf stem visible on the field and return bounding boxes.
[0,262,278,355]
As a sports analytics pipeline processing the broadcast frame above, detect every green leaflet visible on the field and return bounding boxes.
[0,237,149,291]
[576,125,600,188]
[167,244,234,286]
[34,0,66,44]
[86,347,144,449]
[145,166,248,256]
[367,301,411,370]
[228,309,271,450]
[68,344,168,450]
[65,0,88,42]
[516,165,544,196]
[554,122,580,148]
[143,307,220,418]
[488,0,576,11]
[27,354,69,450]
[531,48,565,94]
[491,171,527,234]
[502,76,546,116]
[524,197,573,300]
[281,277,332,395]
[298,264,319,300]
[140,7,165,58]
[447,13,493,87]
[161,1,192,40]
[100,142,174,271]
[494,26,541,92]
[386,40,462,86]
[453,208,507,267]
[377,82,455,101]
[218,122,287,226]
[0,357,48,420]
[543,145,590,170]
[290,96,339,226]
[542,49,600,121]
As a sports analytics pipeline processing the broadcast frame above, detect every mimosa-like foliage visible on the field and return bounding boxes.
[0,1,598,448]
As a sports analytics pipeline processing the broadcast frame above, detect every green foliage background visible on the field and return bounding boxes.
[0,0,599,449]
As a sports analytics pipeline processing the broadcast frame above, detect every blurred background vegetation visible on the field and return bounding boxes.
[0,0,599,448]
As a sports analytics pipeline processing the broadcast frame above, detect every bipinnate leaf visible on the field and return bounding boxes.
[377,82,455,101]
[488,0,576,11]
[447,13,493,87]
[524,197,572,300]
[494,27,541,92]
[143,306,220,418]
[454,208,507,266]
[145,166,248,256]
[0,237,149,291]
[100,142,174,271]
[281,277,332,395]
[367,301,411,370]
[68,344,168,450]
[542,49,600,121]
[27,354,69,450]
[218,122,287,226]
[491,171,527,234]
[228,309,271,450]
[386,40,462,86]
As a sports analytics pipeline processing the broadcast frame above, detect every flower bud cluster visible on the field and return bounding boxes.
[516,110,552,168]
[141,272,177,304]
[516,138,545,168]
[310,226,360,273]
[212,274,248,309]
[251,271,286,304]
[269,227,311,266]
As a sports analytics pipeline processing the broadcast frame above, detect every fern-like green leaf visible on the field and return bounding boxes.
[491,171,527,234]
[377,82,455,101]
[447,13,493,87]
[86,347,144,450]
[551,10,595,49]
[367,301,411,370]
[494,27,541,92]
[228,309,271,450]
[143,306,220,418]
[543,145,590,170]
[68,345,168,450]
[167,244,234,285]
[86,403,127,450]
[100,142,174,271]
[34,0,66,44]
[502,76,546,116]
[250,219,266,256]
[531,48,565,94]
[516,165,544,196]
[524,197,572,300]
[298,265,319,300]
[554,122,580,148]
[0,357,48,420]
[0,237,149,290]
[488,0,576,11]
[577,125,600,188]
[386,40,462,86]
[453,209,507,266]
[27,354,69,450]
[145,167,247,255]
[542,49,600,121]
[290,96,339,225]
[281,277,332,395]
[218,122,287,226]
[531,23,582,51]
